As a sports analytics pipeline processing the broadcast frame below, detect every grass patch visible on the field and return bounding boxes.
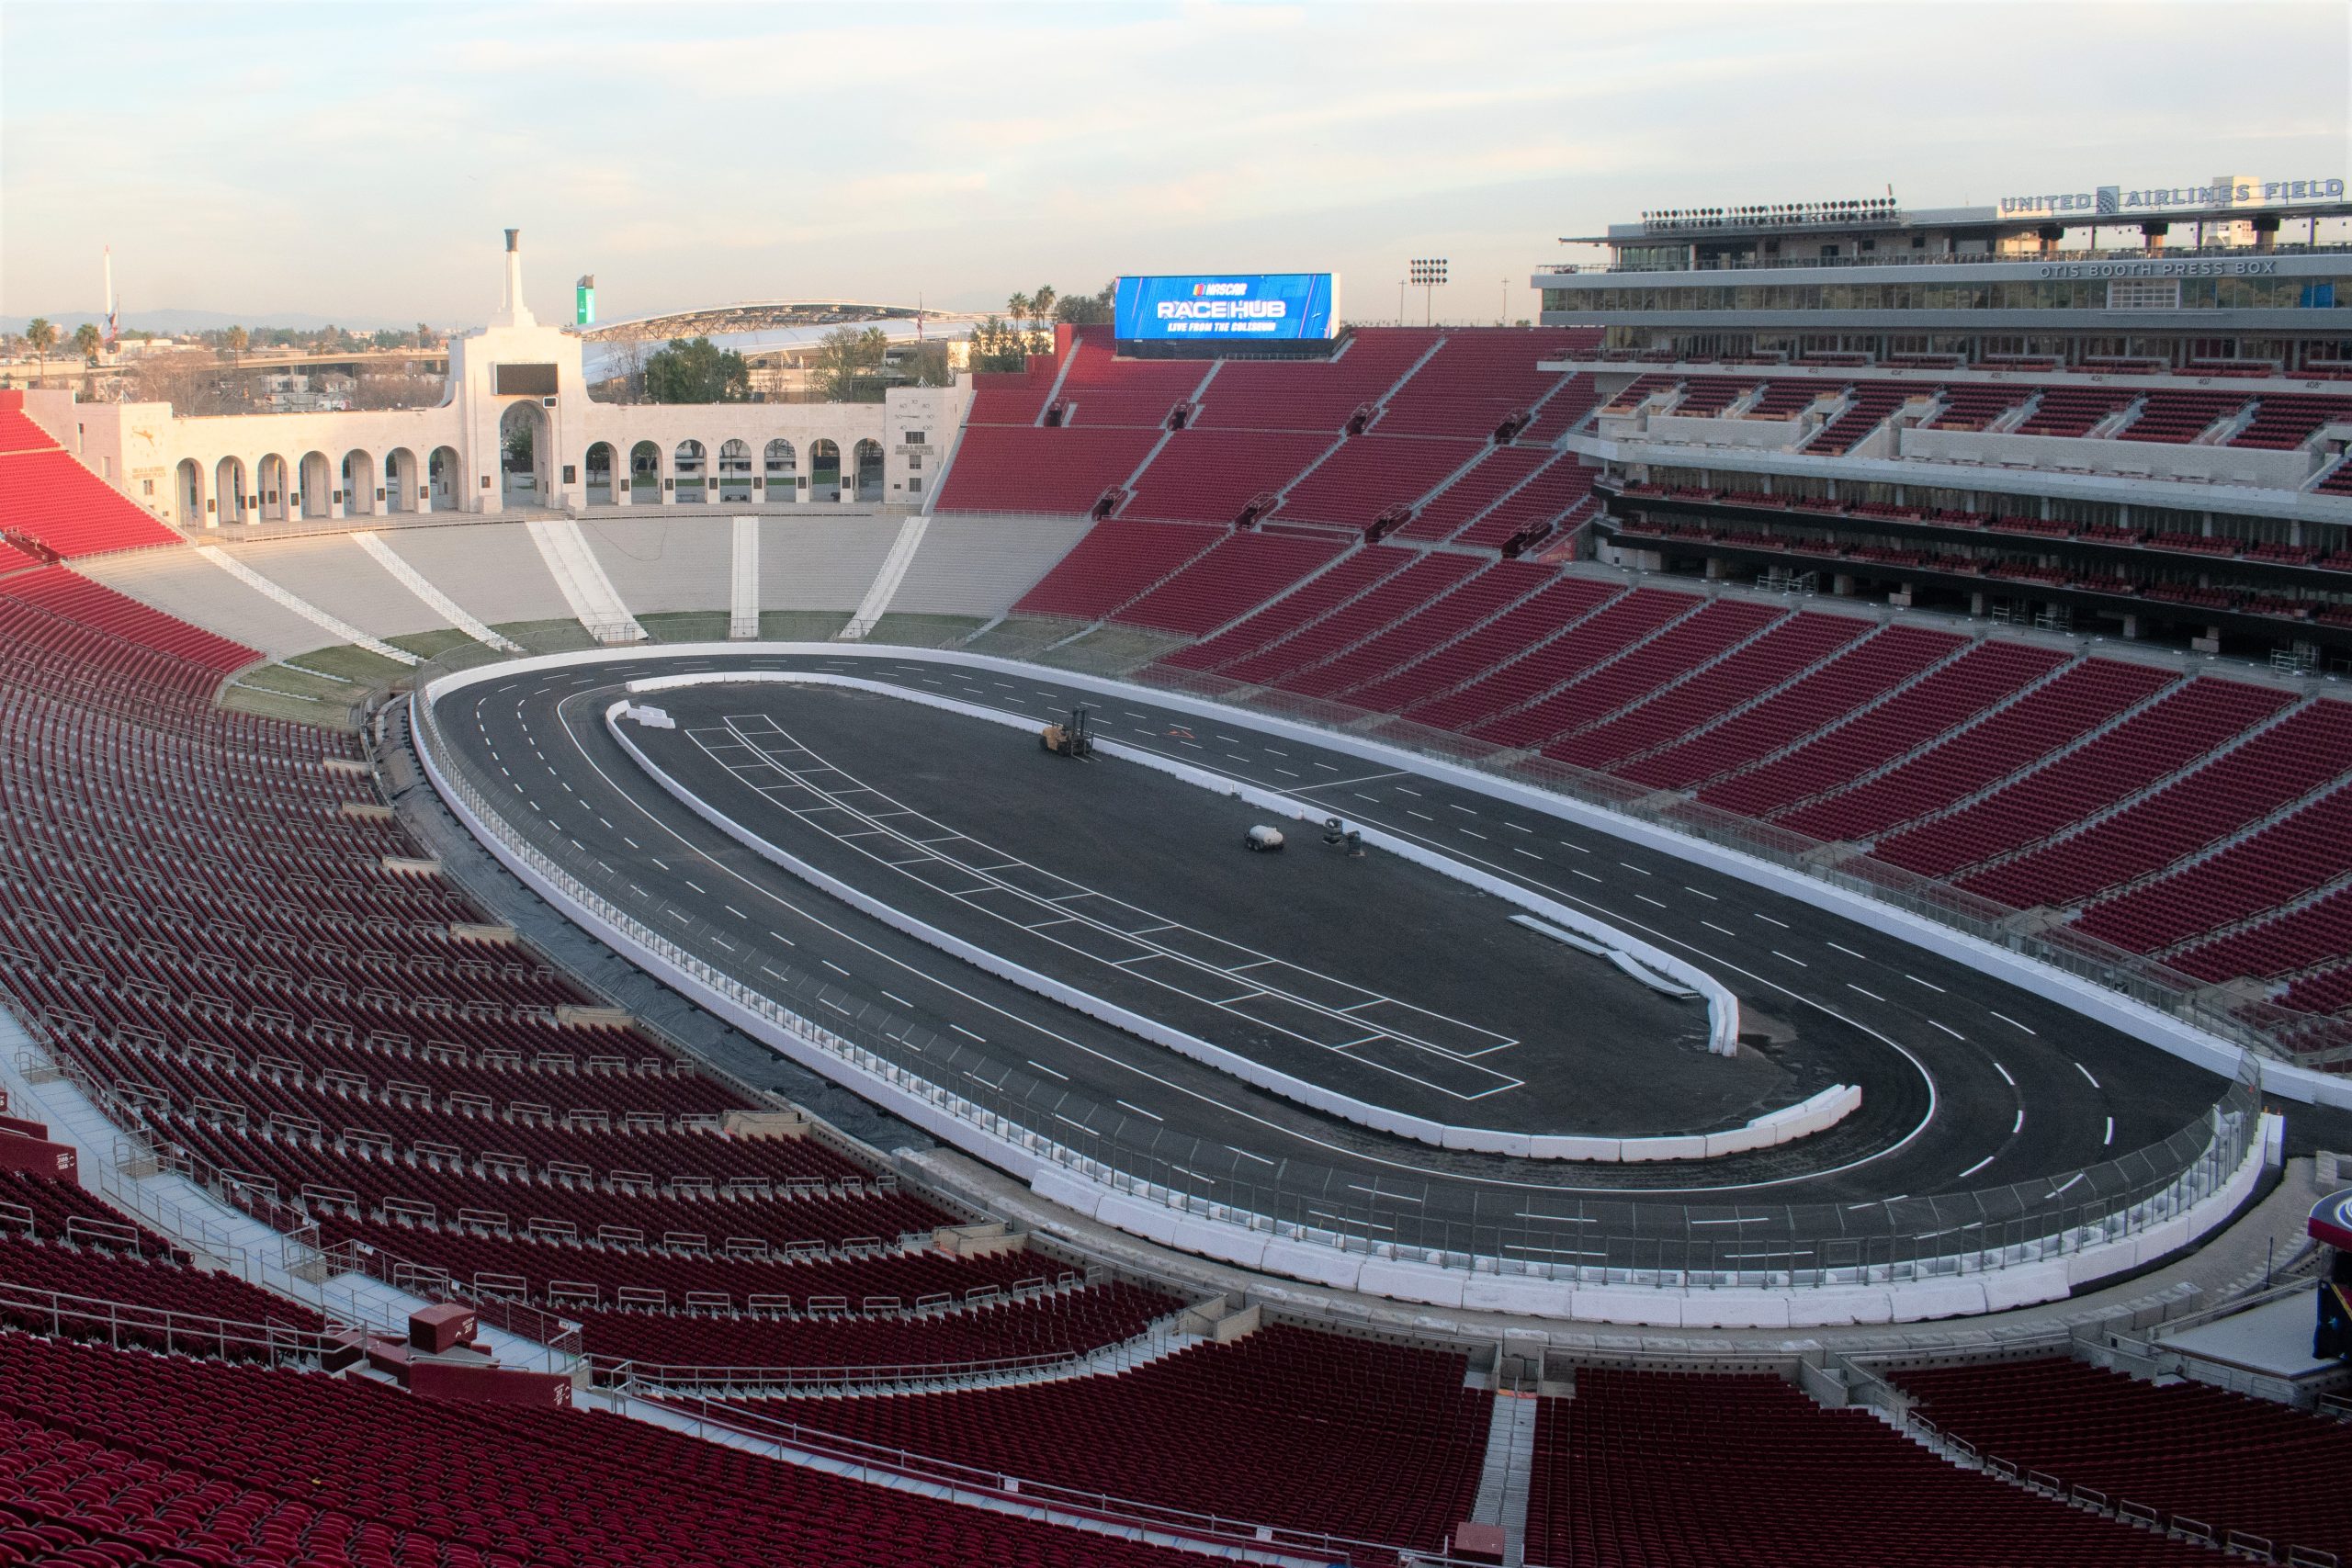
[220,677,357,730]
[490,618,600,654]
[639,611,733,644]
[280,642,417,684]
[1031,623,1191,676]
[757,610,852,642]
[862,613,987,649]
[386,627,481,662]
[960,615,1089,659]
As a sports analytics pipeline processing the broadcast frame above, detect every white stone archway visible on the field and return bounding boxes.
[298,451,334,519]
[175,458,207,528]
[853,437,885,502]
[342,449,378,517]
[673,438,707,504]
[383,447,422,513]
[427,446,460,512]
[583,442,616,504]
[763,437,797,503]
[214,456,247,525]
[809,438,841,499]
[718,438,752,502]
[628,439,663,504]
[499,400,550,508]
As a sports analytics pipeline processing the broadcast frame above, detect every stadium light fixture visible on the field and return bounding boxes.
[1409,258,1447,325]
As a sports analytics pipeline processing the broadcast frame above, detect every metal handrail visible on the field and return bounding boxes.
[637,1383,1427,1568]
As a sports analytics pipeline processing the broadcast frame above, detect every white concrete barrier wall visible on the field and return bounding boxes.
[415,646,2300,1320]
[612,670,1817,1161]
[418,642,2335,1121]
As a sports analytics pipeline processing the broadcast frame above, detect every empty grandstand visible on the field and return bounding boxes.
[0,158,2346,1568]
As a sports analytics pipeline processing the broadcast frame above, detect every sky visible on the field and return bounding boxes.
[4,0,2348,330]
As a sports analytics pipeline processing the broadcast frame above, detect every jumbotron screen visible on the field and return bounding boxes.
[1114,274,1340,342]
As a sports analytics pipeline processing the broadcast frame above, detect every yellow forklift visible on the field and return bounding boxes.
[1038,704,1097,759]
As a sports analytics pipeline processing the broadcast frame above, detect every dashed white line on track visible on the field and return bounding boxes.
[2012,1108,2025,1134]
[1754,913,1788,929]
[1702,920,1736,936]
[2104,1117,2114,1145]
[1931,1021,1964,1040]
[1955,1154,1997,1180]
[1848,984,1884,1001]
[1993,1061,2015,1086]
[1770,950,1807,966]
[1905,975,1944,993]
[1683,886,1716,900]
[2075,1061,2101,1089]
[1115,1099,1162,1122]
[1027,1059,1068,1080]
[821,960,851,977]
[1991,1011,2038,1035]
[1826,942,1868,960]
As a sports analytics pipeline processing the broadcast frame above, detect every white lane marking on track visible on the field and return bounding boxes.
[2012,1108,2025,1134]
[1028,1059,1068,1080]
[950,1023,986,1042]
[1702,920,1736,936]
[1931,1021,1964,1039]
[1826,942,1867,960]
[1848,984,1883,1001]
[1956,1154,1997,1180]
[1683,886,1716,900]
[2104,1117,2114,1145]
[1905,975,1944,992]
[1227,1145,1275,1165]
[1754,913,1788,929]
[1991,1011,2037,1035]
[540,662,1943,1198]
[2074,1061,2101,1089]
[1637,894,1667,908]
[1993,1061,2014,1086]
[1115,1099,1162,1122]
[1770,950,1806,966]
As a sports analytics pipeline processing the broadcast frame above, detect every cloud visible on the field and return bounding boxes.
[3,0,2344,321]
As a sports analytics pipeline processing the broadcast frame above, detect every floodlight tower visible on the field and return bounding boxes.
[1409,258,1448,326]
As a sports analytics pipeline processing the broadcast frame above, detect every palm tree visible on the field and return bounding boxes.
[71,322,100,364]
[24,318,56,382]
[1032,285,1057,325]
[1007,292,1031,328]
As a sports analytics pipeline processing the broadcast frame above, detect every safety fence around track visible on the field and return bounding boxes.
[412,648,2264,1291]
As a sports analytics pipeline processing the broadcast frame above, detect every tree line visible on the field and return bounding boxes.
[966,283,1114,373]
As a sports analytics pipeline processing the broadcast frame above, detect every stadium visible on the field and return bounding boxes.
[0,170,2349,1568]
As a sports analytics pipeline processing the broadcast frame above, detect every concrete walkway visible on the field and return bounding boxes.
[902,1145,2330,1364]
